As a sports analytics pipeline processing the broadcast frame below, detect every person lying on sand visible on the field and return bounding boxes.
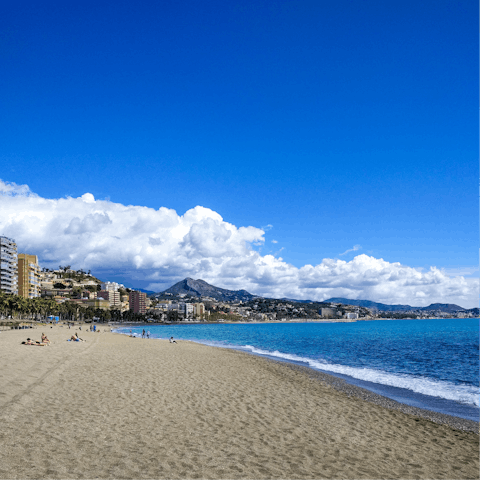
[22,338,47,346]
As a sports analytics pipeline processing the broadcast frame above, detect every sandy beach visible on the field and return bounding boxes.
[0,325,478,479]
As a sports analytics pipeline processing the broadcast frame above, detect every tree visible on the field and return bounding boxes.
[167,310,179,322]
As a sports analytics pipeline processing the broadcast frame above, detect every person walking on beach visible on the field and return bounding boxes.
[146,331,150,339]
[142,329,146,338]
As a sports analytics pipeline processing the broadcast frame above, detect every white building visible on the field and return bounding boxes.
[168,302,195,317]
[100,281,124,291]
[0,236,18,295]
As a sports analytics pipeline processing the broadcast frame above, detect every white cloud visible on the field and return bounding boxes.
[0,179,477,308]
[271,239,278,244]
[339,244,361,256]
[441,266,479,278]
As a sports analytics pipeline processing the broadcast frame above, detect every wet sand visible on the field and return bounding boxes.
[0,325,478,479]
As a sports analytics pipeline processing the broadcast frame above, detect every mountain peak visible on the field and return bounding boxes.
[158,278,256,302]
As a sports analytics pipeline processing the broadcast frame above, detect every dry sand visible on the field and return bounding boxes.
[0,325,478,479]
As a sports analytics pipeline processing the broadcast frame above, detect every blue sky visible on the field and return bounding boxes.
[0,0,478,306]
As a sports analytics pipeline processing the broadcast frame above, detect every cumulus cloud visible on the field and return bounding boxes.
[0,179,477,307]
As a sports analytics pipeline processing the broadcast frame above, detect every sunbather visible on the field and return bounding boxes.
[70,333,85,342]
[22,338,47,346]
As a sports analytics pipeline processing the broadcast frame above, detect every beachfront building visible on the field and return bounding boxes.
[97,290,121,307]
[194,303,205,317]
[0,236,18,295]
[129,291,147,314]
[320,307,336,318]
[82,298,111,311]
[168,302,194,317]
[17,253,41,298]
[120,294,130,312]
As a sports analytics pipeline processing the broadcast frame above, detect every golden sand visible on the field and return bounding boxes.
[0,325,478,479]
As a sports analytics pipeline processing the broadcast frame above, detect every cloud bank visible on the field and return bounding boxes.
[0,180,477,307]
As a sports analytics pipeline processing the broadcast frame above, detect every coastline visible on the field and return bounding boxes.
[117,319,479,422]
[0,325,478,479]
[118,327,480,429]
[273,361,479,433]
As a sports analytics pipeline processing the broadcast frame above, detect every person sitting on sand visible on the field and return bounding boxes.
[41,333,51,344]
[70,333,84,342]
[169,336,177,344]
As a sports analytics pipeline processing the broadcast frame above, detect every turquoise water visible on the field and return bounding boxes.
[116,318,479,420]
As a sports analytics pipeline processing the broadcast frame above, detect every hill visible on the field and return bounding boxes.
[325,298,466,312]
[156,278,257,302]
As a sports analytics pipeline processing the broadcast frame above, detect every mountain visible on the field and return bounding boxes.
[156,278,257,302]
[324,298,465,312]
[423,303,466,313]
[325,298,413,312]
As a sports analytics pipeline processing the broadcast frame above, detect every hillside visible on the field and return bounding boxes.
[325,298,466,312]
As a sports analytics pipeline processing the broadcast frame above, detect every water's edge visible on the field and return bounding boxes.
[114,328,479,428]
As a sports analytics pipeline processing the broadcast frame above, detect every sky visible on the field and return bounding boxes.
[0,0,478,307]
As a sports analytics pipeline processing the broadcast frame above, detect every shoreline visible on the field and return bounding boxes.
[115,323,480,426]
[118,331,480,432]
[1,325,478,479]
[275,360,479,433]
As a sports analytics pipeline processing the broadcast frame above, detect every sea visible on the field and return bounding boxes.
[115,318,479,421]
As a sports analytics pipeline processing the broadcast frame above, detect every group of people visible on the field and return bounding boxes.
[129,329,177,344]
[22,333,51,346]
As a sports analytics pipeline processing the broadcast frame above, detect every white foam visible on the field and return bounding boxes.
[241,345,479,407]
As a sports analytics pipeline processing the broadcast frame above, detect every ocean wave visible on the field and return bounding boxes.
[239,345,480,407]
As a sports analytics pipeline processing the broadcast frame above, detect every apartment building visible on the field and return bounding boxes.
[18,254,41,298]
[82,298,111,311]
[129,291,146,314]
[0,236,18,295]
[97,290,121,307]
[194,303,205,317]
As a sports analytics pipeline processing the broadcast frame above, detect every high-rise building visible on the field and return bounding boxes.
[129,291,146,314]
[97,290,121,307]
[0,236,18,295]
[194,303,205,317]
[18,254,41,298]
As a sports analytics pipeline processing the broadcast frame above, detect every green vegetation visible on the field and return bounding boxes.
[0,292,130,323]
[46,266,102,284]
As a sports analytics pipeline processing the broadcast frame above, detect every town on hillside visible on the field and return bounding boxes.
[1,235,477,326]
